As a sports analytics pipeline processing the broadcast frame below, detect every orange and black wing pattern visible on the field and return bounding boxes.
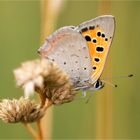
[77,15,115,84]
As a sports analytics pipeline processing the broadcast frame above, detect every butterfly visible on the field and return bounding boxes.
[38,15,115,99]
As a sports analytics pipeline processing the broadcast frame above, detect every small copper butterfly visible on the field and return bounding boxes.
[38,15,115,97]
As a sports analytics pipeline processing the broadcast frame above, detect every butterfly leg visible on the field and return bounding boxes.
[74,90,94,102]
[74,90,87,101]
[82,90,87,98]
[85,91,94,103]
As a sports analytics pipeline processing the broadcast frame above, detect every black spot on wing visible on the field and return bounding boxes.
[101,33,105,38]
[89,26,95,30]
[96,46,104,52]
[105,38,108,41]
[85,35,91,41]
[93,66,96,70]
[81,27,88,32]
[97,31,101,37]
[93,38,97,43]
[70,26,75,29]
[94,57,100,62]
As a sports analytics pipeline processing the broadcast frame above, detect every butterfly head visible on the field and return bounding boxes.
[81,79,104,92]
[92,79,104,90]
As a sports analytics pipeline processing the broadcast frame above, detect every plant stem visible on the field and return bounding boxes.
[44,100,53,110]
[37,99,53,140]
[23,123,38,140]
[37,119,43,140]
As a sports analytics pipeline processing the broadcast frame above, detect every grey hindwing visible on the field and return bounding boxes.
[45,26,92,87]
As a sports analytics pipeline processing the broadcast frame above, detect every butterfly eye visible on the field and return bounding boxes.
[94,80,100,88]
[93,80,104,89]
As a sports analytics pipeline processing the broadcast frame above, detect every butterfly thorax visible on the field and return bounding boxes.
[73,78,104,91]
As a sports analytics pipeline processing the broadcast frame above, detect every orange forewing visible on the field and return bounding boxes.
[81,27,111,82]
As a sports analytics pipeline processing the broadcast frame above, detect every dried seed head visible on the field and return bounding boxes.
[14,59,50,97]
[0,97,45,123]
[14,59,76,105]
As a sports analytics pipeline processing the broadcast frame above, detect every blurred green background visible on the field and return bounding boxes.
[0,0,140,139]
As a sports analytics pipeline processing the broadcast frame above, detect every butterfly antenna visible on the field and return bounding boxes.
[112,74,134,79]
[128,74,134,77]
[101,74,134,88]
[101,80,117,88]
[103,74,134,80]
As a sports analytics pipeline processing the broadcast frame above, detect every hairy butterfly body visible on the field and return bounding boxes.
[38,15,115,95]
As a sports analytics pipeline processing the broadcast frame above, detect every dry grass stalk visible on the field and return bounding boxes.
[40,1,65,139]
